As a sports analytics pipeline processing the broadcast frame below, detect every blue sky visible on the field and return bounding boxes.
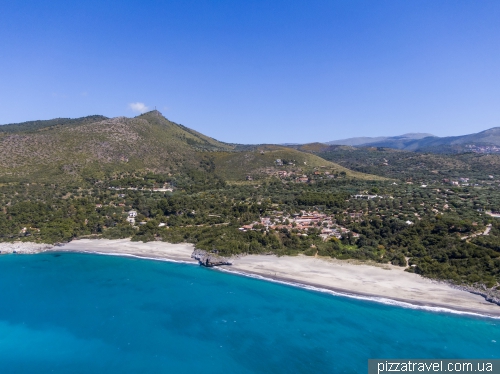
[1,1,499,144]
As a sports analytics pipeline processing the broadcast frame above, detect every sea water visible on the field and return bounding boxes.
[0,252,499,373]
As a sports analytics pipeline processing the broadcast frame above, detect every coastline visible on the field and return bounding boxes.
[223,254,500,318]
[56,239,199,264]
[0,242,54,254]
[218,265,500,319]
[2,239,500,317]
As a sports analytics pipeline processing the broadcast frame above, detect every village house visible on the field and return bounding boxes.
[126,210,137,225]
[349,212,363,219]
[238,224,254,232]
[353,194,378,199]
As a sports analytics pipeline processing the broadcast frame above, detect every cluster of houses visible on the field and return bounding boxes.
[272,170,337,183]
[108,183,173,192]
[441,176,500,188]
[95,202,127,208]
[352,194,381,199]
[246,171,336,183]
[442,177,472,186]
[239,210,359,241]
[245,160,343,182]
[465,144,500,154]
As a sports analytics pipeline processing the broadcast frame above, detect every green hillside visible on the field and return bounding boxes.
[212,146,384,181]
[0,112,380,183]
[0,115,108,133]
[0,111,233,183]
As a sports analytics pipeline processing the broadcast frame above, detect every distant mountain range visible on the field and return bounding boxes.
[327,133,435,146]
[327,128,500,153]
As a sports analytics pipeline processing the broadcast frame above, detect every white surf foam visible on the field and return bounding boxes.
[72,250,198,265]
[216,267,500,320]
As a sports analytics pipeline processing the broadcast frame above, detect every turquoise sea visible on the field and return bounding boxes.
[0,252,499,373]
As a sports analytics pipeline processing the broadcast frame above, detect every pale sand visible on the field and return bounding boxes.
[3,239,499,316]
[57,239,198,264]
[0,242,54,254]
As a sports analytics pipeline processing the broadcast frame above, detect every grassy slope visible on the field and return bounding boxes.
[212,145,385,181]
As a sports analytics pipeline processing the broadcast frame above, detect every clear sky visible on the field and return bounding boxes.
[1,1,499,144]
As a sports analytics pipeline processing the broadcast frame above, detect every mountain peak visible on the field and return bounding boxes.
[139,109,164,117]
[135,110,169,123]
[398,133,435,139]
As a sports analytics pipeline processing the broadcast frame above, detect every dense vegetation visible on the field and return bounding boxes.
[1,113,500,291]
[315,146,500,182]
[0,115,108,133]
[1,164,500,289]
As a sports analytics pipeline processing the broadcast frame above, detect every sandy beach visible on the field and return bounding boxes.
[2,239,499,317]
[57,239,198,264]
[0,242,54,254]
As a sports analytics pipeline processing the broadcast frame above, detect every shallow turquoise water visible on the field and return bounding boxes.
[0,252,499,373]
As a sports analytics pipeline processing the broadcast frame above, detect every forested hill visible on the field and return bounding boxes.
[0,111,379,183]
[0,115,109,133]
[0,111,230,182]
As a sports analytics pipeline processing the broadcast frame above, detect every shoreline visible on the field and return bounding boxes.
[217,266,500,319]
[2,239,500,318]
[225,254,500,318]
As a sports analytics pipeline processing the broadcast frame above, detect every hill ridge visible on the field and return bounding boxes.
[0,112,381,183]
